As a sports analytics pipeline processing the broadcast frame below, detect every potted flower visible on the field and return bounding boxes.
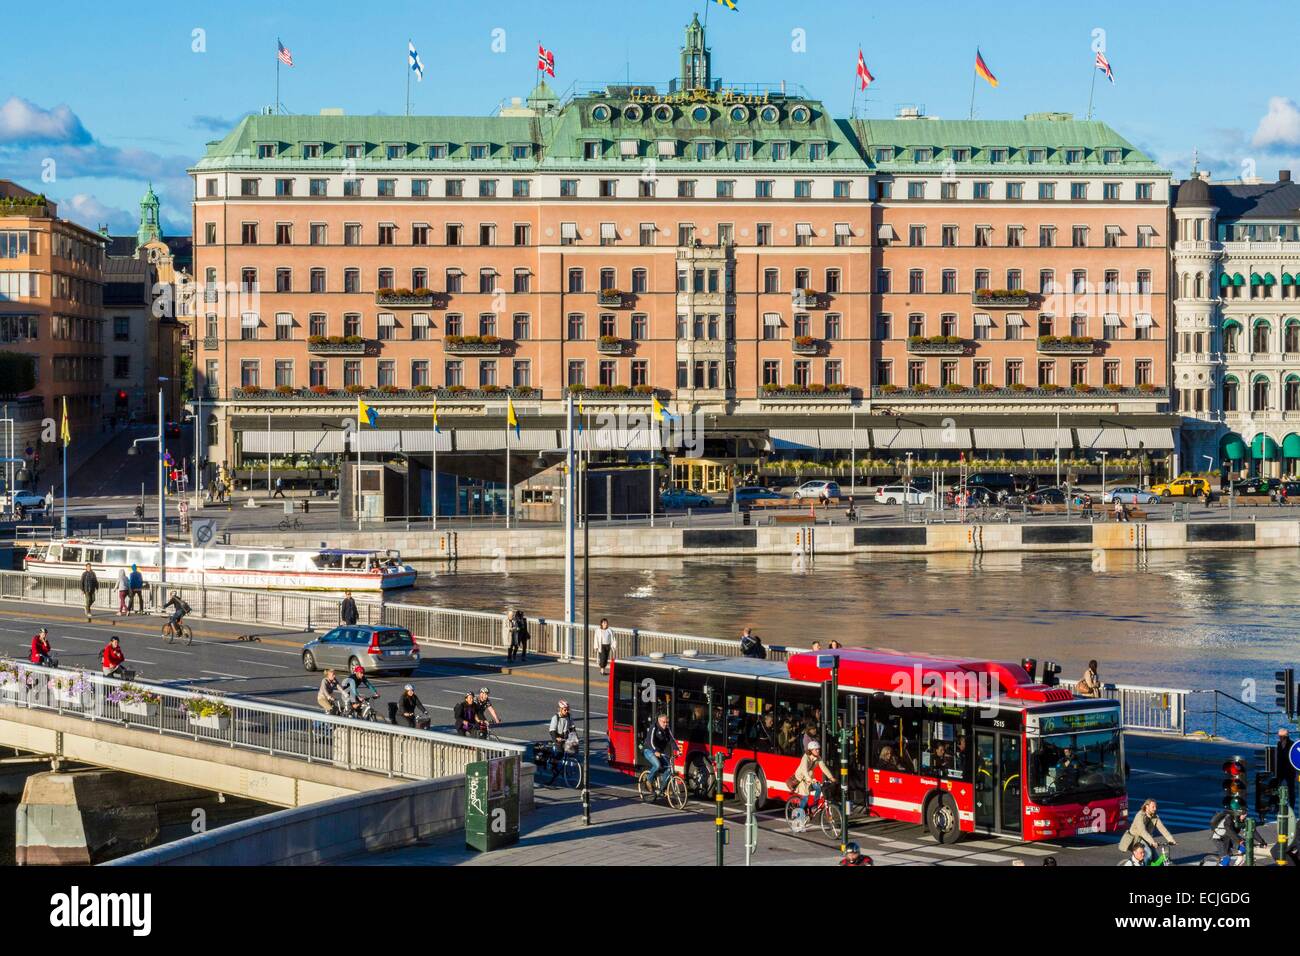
[47,671,92,707]
[109,683,162,720]
[184,695,233,731]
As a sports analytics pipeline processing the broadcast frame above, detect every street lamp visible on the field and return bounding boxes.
[1098,451,1108,501]
[127,381,168,589]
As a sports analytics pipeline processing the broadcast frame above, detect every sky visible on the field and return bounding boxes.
[4,0,1300,237]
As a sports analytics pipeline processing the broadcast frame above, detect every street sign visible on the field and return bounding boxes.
[816,654,836,670]
[1290,740,1300,773]
[191,518,218,548]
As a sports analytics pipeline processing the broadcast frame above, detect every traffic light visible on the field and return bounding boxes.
[1021,658,1038,682]
[1256,771,1279,818]
[1223,757,1248,811]
[1276,668,1296,719]
[1041,661,1062,687]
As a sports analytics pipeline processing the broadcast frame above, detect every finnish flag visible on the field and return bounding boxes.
[408,40,425,81]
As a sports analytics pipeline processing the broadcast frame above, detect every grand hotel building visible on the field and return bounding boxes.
[191,17,1174,493]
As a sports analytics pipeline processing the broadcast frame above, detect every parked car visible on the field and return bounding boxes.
[1231,477,1280,496]
[661,489,712,509]
[873,484,934,505]
[1025,487,1068,505]
[1150,476,1212,498]
[964,472,1020,500]
[907,475,935,493]
[732,486,786,505]
[792,479,842,500]
[1102,486,1161,505]
[301,625,421,677]
[8,491,47,511]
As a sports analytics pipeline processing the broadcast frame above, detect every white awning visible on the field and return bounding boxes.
[796,222,813,237]
[922,428,972,450]
[399,429,452,452]
[1137,225,1155,236]
[560,222,579,240]
[871,428,926,450]
[619,139,638,157]
[377,312,395,326]
[815,428,873,449]
[1103,313,1122,326]
[834,223,852,237]
[972,428,1024,448]
[240,314,259,328]
[763,313,783,327]
[412,313,430,327]
[275,313,293,326]
[1006,314,1026,326]
[455,429,561,451]
[240,430,295,454]
[297,431,346,454]
[600,222,617,240]
[582,427,663,451]
[354,431,404,453]
[657,140,676,157]
[1021,428,1072,448]
[1125,428,1174,450]
[1105,225,1122,235]
[877,224,897,240]
[1075,427,1130,450]
[1134,314,1154,328]
[768,428,822,450]
[973,314,992,327]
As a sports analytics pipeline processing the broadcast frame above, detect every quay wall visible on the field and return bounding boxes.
[229,519,1300,560]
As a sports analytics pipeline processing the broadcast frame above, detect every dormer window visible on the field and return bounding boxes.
[770,142,790,161]
[874,147,895,163]
[987,148,1007,163]
[808,142,827,161]
[469,144,489,160]
[732,141,752,160]
[1065,148,1084,163]
[302,143,322,159]
[1027,148,1046,164]
[914,147,933,163]
[256,143,275,159]
[583,141,601,160]
[511,144,531,160]
[951,148,970,162]
[386,143,407,160]
[428,143,448,159]
[619,139,639,158]
[695,141,714,161]
[344,143,364,159]
[657,139,676,158]
[1102,148,1121,164]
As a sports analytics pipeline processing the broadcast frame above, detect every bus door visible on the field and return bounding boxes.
[633,668,675,769]
[974,730,1022,835]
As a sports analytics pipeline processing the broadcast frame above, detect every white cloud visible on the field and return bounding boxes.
[0,97,91,145]
[1252,96,1300,150]
[58,193,132,233]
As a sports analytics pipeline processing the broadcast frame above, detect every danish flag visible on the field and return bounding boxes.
[856,49,874,90]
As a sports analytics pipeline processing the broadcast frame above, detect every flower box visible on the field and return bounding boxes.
[791,290,821,309]
[120,700,159,720]
[307,339,368,355]
[906,337,967,355]
[597,290,625,308]
[444,336,503,355]
[791,337,820,355]
[375,291,436,308]
[596,337,626,354]
[188,713,230,732]
[972,290,1031,308]
[1037,337,1098,355]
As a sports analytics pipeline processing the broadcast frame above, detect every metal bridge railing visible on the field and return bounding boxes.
[0,658,522,780]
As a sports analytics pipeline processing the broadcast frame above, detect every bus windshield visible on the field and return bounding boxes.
[1027,729,1123,804]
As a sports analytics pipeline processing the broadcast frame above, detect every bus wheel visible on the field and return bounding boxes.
[735,763,768,810]
[925,793,962,845]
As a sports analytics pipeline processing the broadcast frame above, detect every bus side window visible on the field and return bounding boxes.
[775,684,820,757]
[921,716,967,780]
[613,677,635,726]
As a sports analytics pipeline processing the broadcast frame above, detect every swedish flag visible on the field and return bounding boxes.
[652,394,676,423]
[357,399,379,428]
[507,397,520,439]
[432,397,440,434]
[576,397,585,435]
[716,0,737,9]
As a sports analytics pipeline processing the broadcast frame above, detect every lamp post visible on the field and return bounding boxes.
[1098,451,1108,501]
[580,452,592,826]
[1,404,12,517]
[127,381,168,589]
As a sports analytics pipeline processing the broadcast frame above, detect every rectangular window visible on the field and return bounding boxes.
[1039,182,1056,200]
[445,179,464,197]
[343,223,361,245]
[411,178,430,197]
[240,223,258,245]
[512,360,530,388]
[444,361,463,387]
[908,181,926,200]
[309,361,327,387]
[411,360,429,387]
[1070,182,1088,200]
[240,360,259,387]
[378,361,398,387]
[973,181,991,200]
[512,313,530,341]
[275,312,294,341]
[1006,181,1023,200]
[875,360,892,386]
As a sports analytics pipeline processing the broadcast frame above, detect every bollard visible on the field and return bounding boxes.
[744,774,758,866]
[714,751,726,866]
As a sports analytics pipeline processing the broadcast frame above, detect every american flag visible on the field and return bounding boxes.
[277,40,294,67]
[537,43,555,77]
[1095,50,1114,83]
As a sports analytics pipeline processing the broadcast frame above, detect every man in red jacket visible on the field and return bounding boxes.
[101,636,127,677]
[29,628,53,665]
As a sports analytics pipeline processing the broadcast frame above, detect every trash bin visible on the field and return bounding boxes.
[464,754,521,852]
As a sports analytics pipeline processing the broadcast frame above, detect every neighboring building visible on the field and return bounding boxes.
[189,18,1177,505]
[102,252,151,421]
[0,180,107,439]
[1172,168,1300,478]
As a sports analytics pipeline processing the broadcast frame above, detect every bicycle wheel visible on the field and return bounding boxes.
[561,755,582,788]
[165,627,174,645]
[182,624,194,646]
[664,775,689,810]
[783,796,802,824]
[637,770,655,802]
[820,801,844,838]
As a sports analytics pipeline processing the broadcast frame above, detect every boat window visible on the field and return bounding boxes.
[63,548,83,564]
[42,545,58,561]
[106,548,127,564]
[313,553,342,570]
[345,555,367,571]
[270,553,296,569]
[127,549,145,566]
[83,548,104,564]
[246,553,270,571]
[172,549,191,566]
[204,551,225,570]
[224,552,246,569]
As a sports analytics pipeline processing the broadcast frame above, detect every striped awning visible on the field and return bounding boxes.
[1124,428,1175,450]
[1075,427,1130,450]
[922,428,972,449]
[1021,428,1072,448]
[455,429,561,451]
[579,427,664,451]
[240,430,296,454]
[769,428,823,450]
[972,427,1024,448]
[769,428,871,450]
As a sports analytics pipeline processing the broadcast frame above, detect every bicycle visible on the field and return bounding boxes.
[637,757,689,809]
[163,619,193,646]
[278,516,303,532]
[534,739,583,788]
[785,781,844,837]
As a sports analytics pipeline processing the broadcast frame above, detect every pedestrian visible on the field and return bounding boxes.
[273,476,285,499]
[506,607,521,663]
[1278,728,1298,808]
[1075,659,1102,698]
[595,617,615,675]
[515,611,531,661]
[739,627,766,659]
[44,488,54,513]
[128,563,144,614]
[79,562,98,622]
[339,590,359,626]
[1113,498,1128,522]
[115,567,129,616]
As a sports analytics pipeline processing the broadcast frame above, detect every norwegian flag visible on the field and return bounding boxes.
[277,40,294,67]
[856,49,875,90]
[537,43,555,77]
[1095,50,1114,84]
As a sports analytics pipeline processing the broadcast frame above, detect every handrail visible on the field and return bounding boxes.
[0,658,521,781]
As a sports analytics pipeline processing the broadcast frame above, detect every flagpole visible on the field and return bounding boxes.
[505,405,512,530]
[1086,62,1098,120]
[406,40,411,116]
[969,52,978,120]
[355,406,361,531]
[431,407,438,531]
[276,39,280,114]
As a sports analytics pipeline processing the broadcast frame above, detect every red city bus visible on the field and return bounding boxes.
[607,648,1127,843]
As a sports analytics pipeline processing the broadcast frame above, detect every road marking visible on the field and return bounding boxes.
[238,658,289,669]
[200,670,244,679]
[149,647,192,655]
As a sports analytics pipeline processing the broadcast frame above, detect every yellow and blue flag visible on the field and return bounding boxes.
[715,0,737,9]
[357,398,379,428]
[652,394,676,423]
[60,396,70,447]
[507,397,519,439]
[576,397,585,435]
[432,397,440,434]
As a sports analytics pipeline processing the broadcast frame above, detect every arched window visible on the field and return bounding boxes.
[1223,321,1242,353]
[1253,375,1271,411]
[1286,319,1300,353]
[1253,319,1271,354]
[1195,273,1204,299]
[1223,377,1239,412]
[1286,375,1300,412]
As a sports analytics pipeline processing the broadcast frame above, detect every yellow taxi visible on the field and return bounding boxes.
[1150,476,1211,497]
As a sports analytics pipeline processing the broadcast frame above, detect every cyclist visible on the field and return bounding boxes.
[1118,844,1148,867]
[1122,799,1177,859]
[315,669,341,715]
[1209,804,1264,859]
[453,691,477,736]
[396,684,430,728]
[341,664,378,718]
[101,635,128,678]
[161,592,191,641]
[793,739,835,830]
[839,842,872,866]
[642,712,677,798]
[473,687,501,737]
[547,699,578,766]
[29,628,55,666]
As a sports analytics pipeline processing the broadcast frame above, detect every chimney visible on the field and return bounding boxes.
[1281,170,1292,182]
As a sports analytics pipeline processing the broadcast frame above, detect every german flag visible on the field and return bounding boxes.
[974,49,998,87]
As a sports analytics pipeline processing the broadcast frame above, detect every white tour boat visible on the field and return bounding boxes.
[22,539,418,592]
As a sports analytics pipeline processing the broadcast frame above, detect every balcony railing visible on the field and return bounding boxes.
[873,385,1167,400]
[759,386,853,402]
[791,338,821,355]
[597,289,626,308]
[444,337,504,355]
[791,289,824,309]
[202,335,217,350]
[596,336,626,354]
[306,338,369,355]
[906,337,967,355]
[375,290,438,308]
[971,291,1032,308]
[1036,337,1099,355]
